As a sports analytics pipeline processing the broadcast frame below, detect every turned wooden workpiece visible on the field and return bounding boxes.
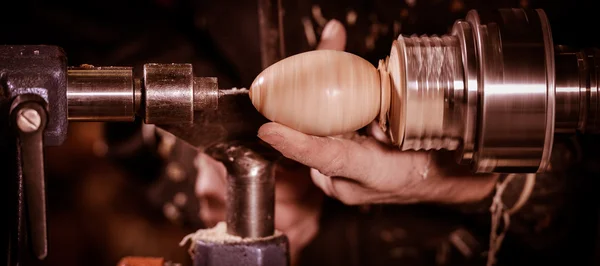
[249,50,394,137]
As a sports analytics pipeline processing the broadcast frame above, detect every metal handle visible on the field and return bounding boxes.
[10,95,49,260]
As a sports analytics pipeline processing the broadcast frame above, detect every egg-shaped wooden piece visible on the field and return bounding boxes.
[249,50,381,136]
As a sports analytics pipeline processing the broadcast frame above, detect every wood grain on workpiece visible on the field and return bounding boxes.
[250,50,381,136]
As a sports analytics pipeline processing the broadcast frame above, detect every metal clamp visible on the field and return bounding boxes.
[9,94,49,261]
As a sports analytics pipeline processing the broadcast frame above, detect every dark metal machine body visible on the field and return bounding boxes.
[1,6,599,266]
[0,46,68,265]
[0,45,277,266]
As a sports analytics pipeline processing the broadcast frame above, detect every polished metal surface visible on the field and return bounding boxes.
[67,66,135,121]
[554,48,582,133]
[469,9,554,173]
[451,20,478,164]
[206,142,276,238]
[143,64,194,124]
[553,47,600,134]
[390,8,559,173]
[585,49,600,134]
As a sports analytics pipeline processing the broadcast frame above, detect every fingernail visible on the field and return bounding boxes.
[321,20,342,40]
[258,131,284,146]
[317,20,346,51]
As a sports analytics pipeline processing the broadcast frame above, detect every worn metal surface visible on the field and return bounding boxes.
[206,142,276,238]
[192,234,289,266]
[143,64,195,124]
[193,77,219,112]
[0,45,68,146]
[66,64,221,126]
[0,45,67,266]
[157,89,268,150]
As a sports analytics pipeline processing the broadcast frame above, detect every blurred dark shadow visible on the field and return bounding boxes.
[2,0,599,265]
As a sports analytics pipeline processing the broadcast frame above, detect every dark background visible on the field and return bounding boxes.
[3,0,600,265]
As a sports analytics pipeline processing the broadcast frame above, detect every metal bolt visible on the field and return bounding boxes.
[17,108,41,133]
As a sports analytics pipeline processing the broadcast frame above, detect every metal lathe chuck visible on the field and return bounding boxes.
[386,8,600,174]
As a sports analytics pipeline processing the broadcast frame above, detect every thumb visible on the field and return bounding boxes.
[316,19,346,51]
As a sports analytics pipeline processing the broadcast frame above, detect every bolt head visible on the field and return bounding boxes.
[17,108,42,133]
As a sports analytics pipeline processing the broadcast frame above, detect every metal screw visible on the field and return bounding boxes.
[17,108,41,133]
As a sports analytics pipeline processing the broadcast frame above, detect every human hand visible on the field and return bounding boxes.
[258,119,499,205]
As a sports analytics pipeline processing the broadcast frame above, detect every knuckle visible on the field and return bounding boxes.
[318,141,348,177]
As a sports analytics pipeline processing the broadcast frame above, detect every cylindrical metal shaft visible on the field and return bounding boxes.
[143,64,194,124]
[67,67,135,121]
[553,48,600,134]
[66,64,220,124]
[206,143,275,238]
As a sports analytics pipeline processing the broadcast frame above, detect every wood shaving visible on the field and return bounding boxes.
[179,222,284,254]
[486,173,536,266]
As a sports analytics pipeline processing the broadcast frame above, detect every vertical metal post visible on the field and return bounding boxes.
[257,0,286,69]
[206,142,275,238]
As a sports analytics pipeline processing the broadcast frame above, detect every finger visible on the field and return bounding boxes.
[259,122,374,180]
[309,168,334,197]
[311,168,388,205]
[316,19,346,51]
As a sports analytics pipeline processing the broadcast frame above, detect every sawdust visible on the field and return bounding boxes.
[179,222,283,251]
[180,222,242,246]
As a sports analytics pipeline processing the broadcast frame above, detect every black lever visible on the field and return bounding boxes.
[10,94,49,261]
